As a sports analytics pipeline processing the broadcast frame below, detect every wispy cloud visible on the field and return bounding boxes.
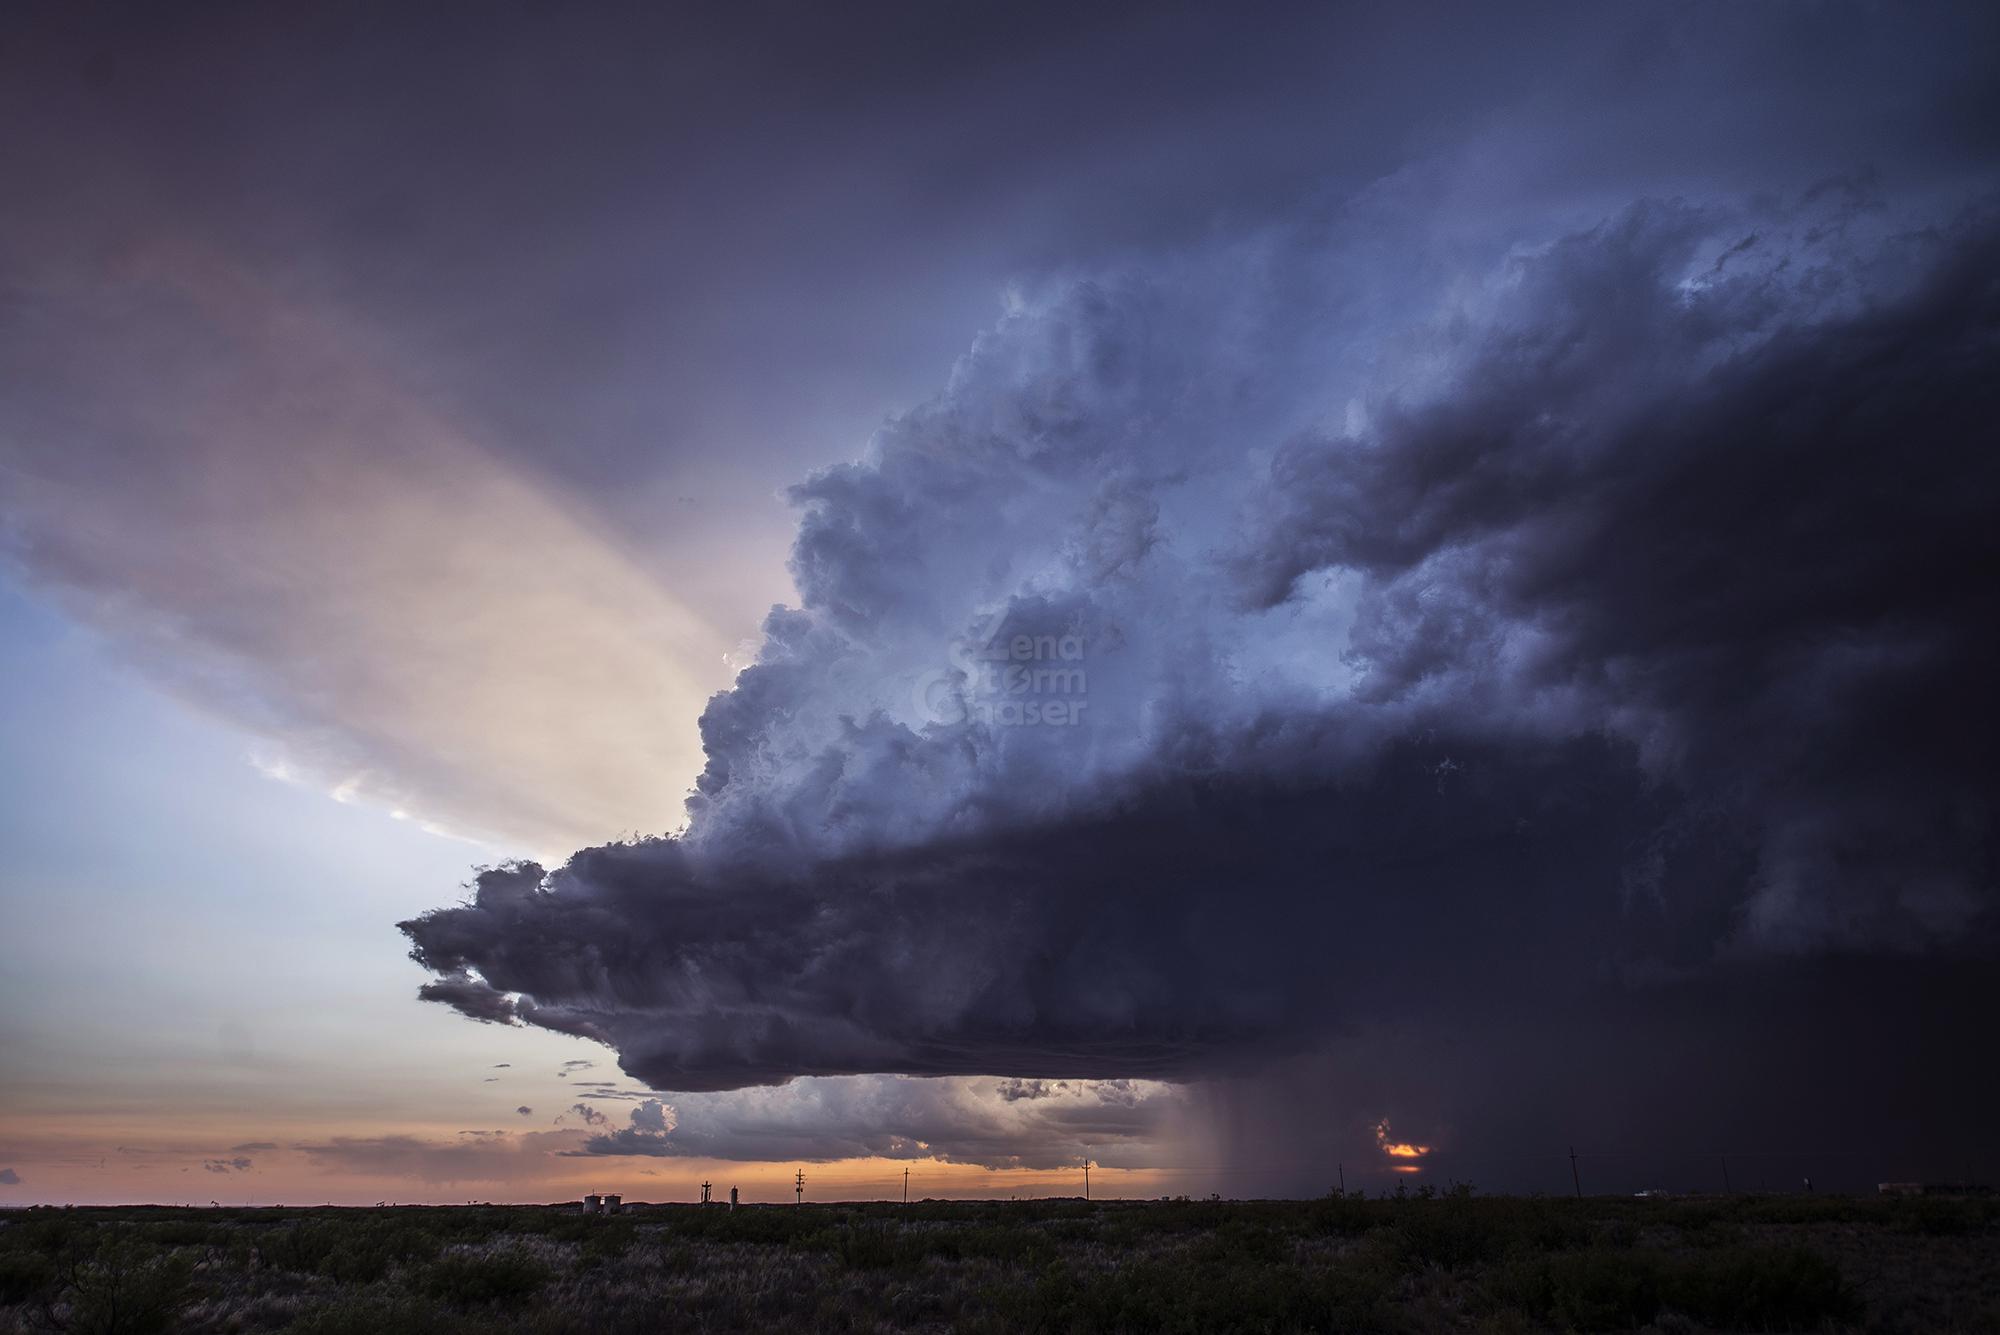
[295,1131,589,1184]
[0,242,724,854]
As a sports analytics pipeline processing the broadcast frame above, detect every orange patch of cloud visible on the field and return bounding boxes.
[1373,1118,1432,1169]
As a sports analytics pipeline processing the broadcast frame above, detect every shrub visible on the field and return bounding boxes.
[419,1249,554,1307]
[1665,1245,1854,1329]
[0,1250,56,1303]
[1488,1249,1665,1331]
[579,1219,637,1264]
[1193,1220,1292,1267]
[1391,1204,1504,1270]
[955,1224,1056,1266]
[1307,1192,1385,1236]
[0,1212,94,1259]
[827,1222,911,1271]
[46,1243,197,1335]
[288,1292,469,1335]
[1898,1196,1991,1236]
[1488,1243,1852,1332]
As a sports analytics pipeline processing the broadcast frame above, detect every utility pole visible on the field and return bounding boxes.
[1083,1160,1093,1200]
[795,1169,806,1205]
[1719,1156,1731,1194]
[903,1166,909,1203]
[1569,1146,1582,1198]
[1338,1163,1345,1194]
[700,1180,711,1205]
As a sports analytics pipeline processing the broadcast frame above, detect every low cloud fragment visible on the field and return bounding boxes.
[571,1076,1177,1169]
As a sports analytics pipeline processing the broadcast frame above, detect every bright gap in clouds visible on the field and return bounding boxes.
[2,239,733,858]
[0,578,619,1203]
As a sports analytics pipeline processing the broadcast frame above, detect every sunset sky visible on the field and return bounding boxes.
[4,1,1998,1206]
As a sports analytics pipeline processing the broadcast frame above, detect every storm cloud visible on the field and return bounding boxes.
[404,183,1999,1179]
[1,0,1991,1205]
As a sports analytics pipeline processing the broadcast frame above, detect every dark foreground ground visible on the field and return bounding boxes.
[3,1192,1997,1333]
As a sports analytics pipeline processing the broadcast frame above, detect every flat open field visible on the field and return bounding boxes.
[3,1192,1996,1333]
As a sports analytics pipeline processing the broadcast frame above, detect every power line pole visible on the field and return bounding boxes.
[903,1167,909,1203]
[1083,1160,1093,1200]
[1338,1163,1345,1194]
[1569,1146,1582,1198]
[1719,1156,1731,1194]
[795,1169,805,1206]
[700,1180,711,1205]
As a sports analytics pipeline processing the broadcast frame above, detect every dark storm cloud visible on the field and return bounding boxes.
[0,1169,21,1186]
[202,1157,252,1173]
[411,741,1665,1091]
[8,1,1999,855]
[405,183,2000,1160]
[1239,202,2000,954]
[415,972,520,1025]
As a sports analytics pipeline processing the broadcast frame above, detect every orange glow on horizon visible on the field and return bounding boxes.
[1373,1118,1432,1170]
[0,1115,1171,1207]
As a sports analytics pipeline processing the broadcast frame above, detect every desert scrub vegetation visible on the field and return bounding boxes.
[0,1191,1994,1333]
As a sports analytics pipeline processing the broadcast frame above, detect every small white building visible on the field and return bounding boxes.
[581,1193,604,1215]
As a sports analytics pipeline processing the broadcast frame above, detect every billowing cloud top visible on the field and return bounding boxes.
[404,190,1999,1108]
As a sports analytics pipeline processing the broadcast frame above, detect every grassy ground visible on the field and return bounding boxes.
[2,1190,1996,1333]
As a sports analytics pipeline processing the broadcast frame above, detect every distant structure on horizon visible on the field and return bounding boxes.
[580,1192,623,1215]
[1878,1181,1991,1197]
